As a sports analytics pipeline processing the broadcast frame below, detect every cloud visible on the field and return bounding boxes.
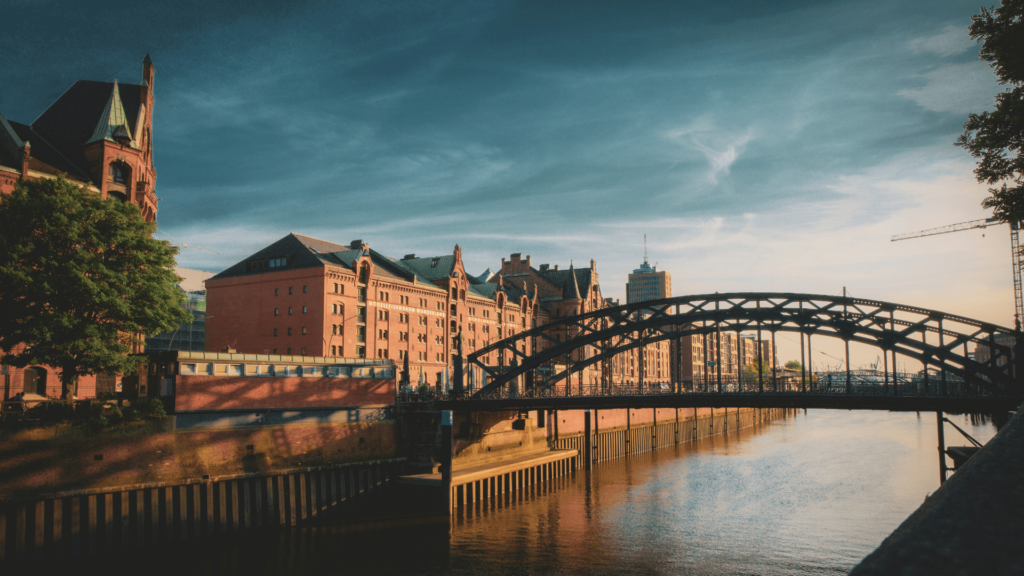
[908,25,975,58]
[897,62,999,114]
[666,122,754,184]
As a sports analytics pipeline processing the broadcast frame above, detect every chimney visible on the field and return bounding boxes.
[591,259,596,271]
[539,264,550,271]
[350,239,363,248]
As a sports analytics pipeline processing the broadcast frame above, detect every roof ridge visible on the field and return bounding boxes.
[30,80,81,126]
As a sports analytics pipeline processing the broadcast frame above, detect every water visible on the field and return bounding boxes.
[87,409,1000,575]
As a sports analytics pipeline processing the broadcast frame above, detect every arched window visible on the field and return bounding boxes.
[359,262,370,284]
[109,162,129,185]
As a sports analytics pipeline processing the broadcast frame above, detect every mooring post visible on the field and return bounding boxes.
[584,410,592,471]
[441,411,453,512]
[937,411,947,485]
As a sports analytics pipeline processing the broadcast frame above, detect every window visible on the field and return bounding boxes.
[469,307,476,316]
[302,327,307,335]
[331,345,337,356]
[301,348,306,355]
[357,326,366,342]
[333,283,339,293]
[274,329,278,337]
[287,328,292,336]
[303,285,308,293]
[399,313,409,323]
[302,306,307,314]
[418,316,427,326]
[287,348,292,354]
[289,287,293,295]
[275,288,279,296]
[419,298,427,308]
[469,323,475,332]
[288,307,293,315]
[451,287,457,298]
[483,310,490,318]
[377,349,389,359]
[399,332,408,341]
[435,319,442,328]
[377,329,389,339]
[358,307,366,322]
[436,302,443,311]
[358,287,367,302]
[273,348,278,354]
[399,350,406,360]
[275,308,279,316]
[400,295,409,305]
[356,346,365,358]
[418,333,426,343]
[109,162,130,185]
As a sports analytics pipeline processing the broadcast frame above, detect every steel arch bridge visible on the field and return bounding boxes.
[455,293,1023,409]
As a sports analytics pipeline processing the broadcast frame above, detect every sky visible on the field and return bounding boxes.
[0,0,1012,368]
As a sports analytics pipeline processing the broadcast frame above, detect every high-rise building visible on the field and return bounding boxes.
[146,267,215,352]
[624,243,672,387]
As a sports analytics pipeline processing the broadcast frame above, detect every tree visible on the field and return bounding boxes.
[784,360,802,370]
[956,0,1024,223]
[743,356,773,377]
[0,176,191,398]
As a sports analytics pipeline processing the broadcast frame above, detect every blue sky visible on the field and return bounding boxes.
[0,0,1011,366]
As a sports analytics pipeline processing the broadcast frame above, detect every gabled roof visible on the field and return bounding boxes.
[475,268,496,283]
[209,233,346,281]
[537,266,594,298]
[28,79,145,183]
[562,264,582,300]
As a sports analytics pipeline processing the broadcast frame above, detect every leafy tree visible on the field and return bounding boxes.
[784,360,802,370]
[956,0,1024,223]
[743,356,773,376]
[0,176,191,398]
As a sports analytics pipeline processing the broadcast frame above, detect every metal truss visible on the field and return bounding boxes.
[465,292,1023,399]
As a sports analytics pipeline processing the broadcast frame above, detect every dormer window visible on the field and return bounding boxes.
[109,162,128,185]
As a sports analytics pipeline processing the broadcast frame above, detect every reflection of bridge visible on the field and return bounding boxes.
[436,293,1024,413]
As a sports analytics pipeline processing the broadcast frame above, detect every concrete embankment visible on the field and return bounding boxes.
[850,403,1024,575]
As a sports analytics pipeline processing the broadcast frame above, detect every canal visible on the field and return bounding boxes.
[78,409,1000,575]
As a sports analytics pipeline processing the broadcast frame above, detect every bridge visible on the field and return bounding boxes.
[429,293,1024,413]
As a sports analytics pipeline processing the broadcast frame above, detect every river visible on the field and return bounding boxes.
[90,409,1000,575]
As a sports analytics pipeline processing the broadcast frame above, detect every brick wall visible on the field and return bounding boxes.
[174,375,394,411]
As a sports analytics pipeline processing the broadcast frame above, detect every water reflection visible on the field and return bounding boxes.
[79,410,999,576]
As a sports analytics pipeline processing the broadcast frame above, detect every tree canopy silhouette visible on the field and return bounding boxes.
[956,0,1024,223]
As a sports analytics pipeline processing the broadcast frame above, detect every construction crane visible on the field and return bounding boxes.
[892,217,1022,329]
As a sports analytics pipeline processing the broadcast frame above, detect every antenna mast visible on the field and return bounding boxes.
[643,234,648,264]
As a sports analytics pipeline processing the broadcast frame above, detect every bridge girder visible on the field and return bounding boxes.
[466,293,1022,398]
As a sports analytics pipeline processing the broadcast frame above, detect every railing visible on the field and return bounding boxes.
[397,372,1004,405]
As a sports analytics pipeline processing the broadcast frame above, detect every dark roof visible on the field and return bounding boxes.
[209,233,348,281]
[399,254,456,281]
[537,266,593,297]
[29,80,145,183]
[7,121,89,178]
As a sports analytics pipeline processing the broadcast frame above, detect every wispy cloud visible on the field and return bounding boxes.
[908,24,975,58]
[897,62,999,114]
[666,121,755,184]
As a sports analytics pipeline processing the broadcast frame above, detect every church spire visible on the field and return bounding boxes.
[87,79,135,147]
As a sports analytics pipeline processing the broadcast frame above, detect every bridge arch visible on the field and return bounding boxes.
[466,293,1021,398]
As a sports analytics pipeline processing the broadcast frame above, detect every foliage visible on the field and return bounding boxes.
[784,360,803,370]
[743,356,773,376]
[956,1,1024,223]
[0,176,191,397]
[139,398,166,418]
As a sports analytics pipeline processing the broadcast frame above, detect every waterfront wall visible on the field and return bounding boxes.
[445,407,790,511]
[173,375,393,412]
[0,419,399,501]
[0,458,405,562]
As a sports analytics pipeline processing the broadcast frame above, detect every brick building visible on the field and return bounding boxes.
[205,235,538,389]
[0,55,160,400]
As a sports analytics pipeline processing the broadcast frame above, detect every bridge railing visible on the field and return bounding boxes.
[397,373,998,404]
